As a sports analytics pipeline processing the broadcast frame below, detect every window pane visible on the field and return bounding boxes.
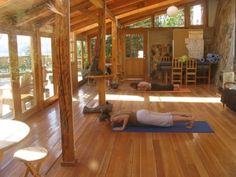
[106,35,112,62]
[17,35,35,113]
[0,33,14,119]
[190,4,203,25]
[155,8,185,27]
[40,37,54,100]
[125,34,144,58]
[127,18,152,28]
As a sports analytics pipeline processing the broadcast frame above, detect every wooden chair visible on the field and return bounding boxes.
[185,59,197,86]
[20,72,34,111]
[171,58,183,85]
[14,146,48,177]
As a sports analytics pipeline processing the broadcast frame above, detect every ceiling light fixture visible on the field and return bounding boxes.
[166,5,179,17]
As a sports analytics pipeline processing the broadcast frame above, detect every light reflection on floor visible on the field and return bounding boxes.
[149,96,221,103]
[93,94,221,103]
[94,94,144,102]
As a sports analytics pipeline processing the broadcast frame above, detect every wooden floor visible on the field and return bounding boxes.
[1,82,236,177]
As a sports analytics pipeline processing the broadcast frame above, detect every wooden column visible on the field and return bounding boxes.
[54,0,76,165]
[9,32,21,119]
[112,20,118,80]
[32,27,43,109]
[97,2,106,105]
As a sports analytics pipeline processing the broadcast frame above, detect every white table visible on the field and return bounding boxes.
[0,119,30,160]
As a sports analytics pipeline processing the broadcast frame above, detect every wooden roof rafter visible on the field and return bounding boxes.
[15,2,51,27]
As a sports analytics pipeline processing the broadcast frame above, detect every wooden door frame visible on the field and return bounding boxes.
[121,29,148,80]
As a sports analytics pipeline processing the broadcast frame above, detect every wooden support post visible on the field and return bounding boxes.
[54,0,76,165]
[87,36,91,64]
[32,27,43,109]
[112,20,118,80]
[97,1,106,105]
[9,32,22,119]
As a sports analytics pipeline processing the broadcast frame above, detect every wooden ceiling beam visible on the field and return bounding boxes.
[90,0,117,23]
[116,0,188,19]
[72,0,197,33]
[15,2,51,27]
[70,1,91,13]
[73,19,111,34]
[90,0,104,9]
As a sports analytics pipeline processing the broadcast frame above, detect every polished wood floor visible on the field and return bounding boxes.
[1,82,236,177]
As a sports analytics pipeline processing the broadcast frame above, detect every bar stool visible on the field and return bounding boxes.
[14,146,48,177]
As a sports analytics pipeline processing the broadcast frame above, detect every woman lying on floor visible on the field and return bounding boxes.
[111,109,194,131]
[130,81,179,91]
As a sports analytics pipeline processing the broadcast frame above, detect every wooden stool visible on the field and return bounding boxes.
[14,147,48,177]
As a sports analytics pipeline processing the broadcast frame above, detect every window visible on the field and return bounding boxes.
[106,35,112,62]
[90,35,112,62]
[90,37,96,58]
[125,34,144,58]
[17,35,36,112]
[190,4,203,25]
[154,8,185,27]
[40,37,54,100]
[127,18,152,28]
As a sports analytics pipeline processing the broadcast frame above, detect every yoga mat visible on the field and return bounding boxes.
[112,121,214,133]
[135,88,191,93]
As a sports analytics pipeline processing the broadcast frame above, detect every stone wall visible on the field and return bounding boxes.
[212,0,235,86]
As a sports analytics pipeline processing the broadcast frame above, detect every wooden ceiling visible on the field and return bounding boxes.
[0,0,199,34]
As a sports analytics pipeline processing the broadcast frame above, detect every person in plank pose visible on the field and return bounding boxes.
[130,81,179,91]
[111,109,193,131]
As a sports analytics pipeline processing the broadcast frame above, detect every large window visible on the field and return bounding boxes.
[125,34,144,58]
[127,18,152,28]
[154,8,185,27]
[90,35,112,63]
[0,33,14,119]
[190,4,203,25]
[17,35,35,113]
[40,37,55,100]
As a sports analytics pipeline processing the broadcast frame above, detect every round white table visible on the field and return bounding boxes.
[0,119,30,160]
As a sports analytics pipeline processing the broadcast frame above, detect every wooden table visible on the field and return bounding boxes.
[0,119,30,160]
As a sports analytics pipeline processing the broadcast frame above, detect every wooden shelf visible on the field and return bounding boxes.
[87,75,113,79]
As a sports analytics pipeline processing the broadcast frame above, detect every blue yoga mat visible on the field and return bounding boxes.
[112,121,214,133]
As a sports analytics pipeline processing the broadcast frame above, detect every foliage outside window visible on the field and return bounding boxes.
[105,35,112,63]
[154,8,185,27]
[90,37,96,58]
[190,4,203,25]
[90,35,112,63]
[125,34,144,58]
[127,18,152,28]
[17,35,32,72]
[0,33,10,73]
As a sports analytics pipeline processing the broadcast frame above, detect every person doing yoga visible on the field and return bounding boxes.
[111,109,194,131]
[130,81,179,91]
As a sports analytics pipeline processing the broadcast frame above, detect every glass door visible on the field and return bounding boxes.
[40,37,55,100]
[0,33,14,119]
[124,32,146,79]
[17,35,36,113]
